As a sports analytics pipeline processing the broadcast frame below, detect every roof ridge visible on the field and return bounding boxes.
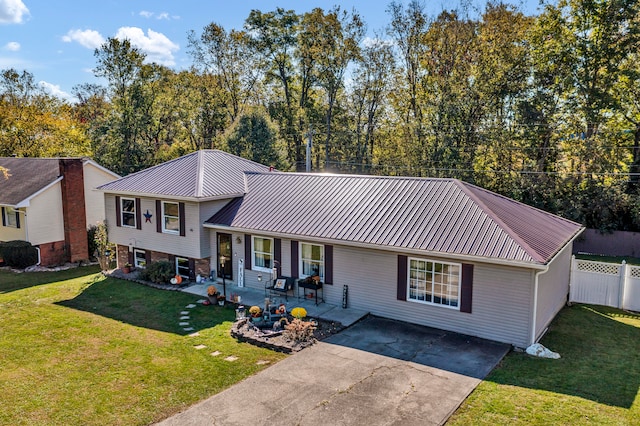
[195,150,205,197]
[243,171,456,182]
[454,180,544,263]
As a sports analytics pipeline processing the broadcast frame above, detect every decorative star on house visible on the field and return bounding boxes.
[144,209,153,223]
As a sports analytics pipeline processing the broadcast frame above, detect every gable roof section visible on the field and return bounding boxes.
[206,172,583,265]
[97,150,271,200]
[0,157,63,206]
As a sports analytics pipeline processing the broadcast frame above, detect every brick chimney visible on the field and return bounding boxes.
[59,159,89,262]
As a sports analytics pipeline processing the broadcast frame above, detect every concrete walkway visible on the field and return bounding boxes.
[181,282,369,327]
[156,317,509,426]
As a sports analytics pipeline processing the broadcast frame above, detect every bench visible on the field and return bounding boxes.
[265,276,296,301]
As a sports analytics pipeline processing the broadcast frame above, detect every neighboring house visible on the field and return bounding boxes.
[99,150,583,348]
[0,157,120,266]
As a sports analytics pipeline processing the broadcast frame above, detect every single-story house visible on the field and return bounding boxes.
[98,150,583,348]
[0,157,120,266]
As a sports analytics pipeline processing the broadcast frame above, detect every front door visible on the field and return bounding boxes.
[217,233,233,280]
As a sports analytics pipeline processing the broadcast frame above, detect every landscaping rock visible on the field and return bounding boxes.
[525,343,560,359]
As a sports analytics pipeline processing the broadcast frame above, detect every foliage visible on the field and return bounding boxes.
[224,109,287,168]
[283,318,317,343]
[290,307,307,319]
[0,267,285,425]
[207,285,219,296]
[0,240,38,268]
[249,305,262,317]
[138,260,174,284]
[89,222,114,270]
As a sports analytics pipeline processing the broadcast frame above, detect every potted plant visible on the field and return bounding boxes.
[249,305,262,317]
[207,285,219,304]
[216,294,226,306]
[122,263,132,274]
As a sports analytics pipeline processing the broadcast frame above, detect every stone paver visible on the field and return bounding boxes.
[210,351,221,357]
[256,360,270,365]
[194,344,207,350]
[180,311,190,315]
[224,356,238,362]
[180,316,190,320]
[183,327,194,331]
[185,304,196,308]
[188,332,200,337]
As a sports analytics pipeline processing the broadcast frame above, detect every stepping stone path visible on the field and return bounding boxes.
[256,360,271,365]
[224,356,238,362]
[194,344,207,350]
[210,351,221,357]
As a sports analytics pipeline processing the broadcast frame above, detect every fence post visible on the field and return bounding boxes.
[569,255,576,303]
[620,260,628,310]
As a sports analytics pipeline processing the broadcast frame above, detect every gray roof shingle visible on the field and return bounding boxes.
[206,172,583,265]
[97,150,272,199]
[0,158,63,206]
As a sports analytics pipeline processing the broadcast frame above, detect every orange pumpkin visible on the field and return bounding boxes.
[174,275,183,284]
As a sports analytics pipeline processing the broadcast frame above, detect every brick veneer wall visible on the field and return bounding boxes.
[59,159,89,262]
[38,240,67,266]
[116,245,211,279]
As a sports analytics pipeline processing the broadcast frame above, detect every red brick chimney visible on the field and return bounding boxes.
[59,159,89,262]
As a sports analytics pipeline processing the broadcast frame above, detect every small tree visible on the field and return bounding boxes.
[92,222,114,271]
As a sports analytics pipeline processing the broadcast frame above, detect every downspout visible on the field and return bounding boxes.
[531,265,549,346]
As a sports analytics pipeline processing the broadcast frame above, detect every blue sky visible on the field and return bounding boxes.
[0,0,542,102]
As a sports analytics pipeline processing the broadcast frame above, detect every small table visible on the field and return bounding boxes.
[297,279,323,305]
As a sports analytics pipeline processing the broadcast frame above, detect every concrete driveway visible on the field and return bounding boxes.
[157,317,509,426]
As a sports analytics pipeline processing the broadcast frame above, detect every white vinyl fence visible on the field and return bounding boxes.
[569,256,640,311]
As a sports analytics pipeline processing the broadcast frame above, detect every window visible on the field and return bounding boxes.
[252,236,273,272]
[300,243,324,280]
[120,197,136,228]
[3,207,18,228]
[162,202,180,234]
[408,258,460,309]
[176,257,190,278]
[134,249,146,268]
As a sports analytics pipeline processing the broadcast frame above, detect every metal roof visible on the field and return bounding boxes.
[206,172,583,265]
[97,150,272,199]
[0,157,63,206]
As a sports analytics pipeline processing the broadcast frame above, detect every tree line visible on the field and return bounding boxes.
[1,0,639,232]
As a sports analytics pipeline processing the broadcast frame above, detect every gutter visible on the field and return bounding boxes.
[529,227,585,346]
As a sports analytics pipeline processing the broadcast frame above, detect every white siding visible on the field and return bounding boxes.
[105,194,202,259]
[83,163,118,228]
[26,183,65,245]
[331,244,534,347]
[198,199,233,258]
[535,243,572,342]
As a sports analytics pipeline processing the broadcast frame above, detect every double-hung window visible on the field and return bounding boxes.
[3,207,18,228]
[252,236,273,272]
[134,249,146,268]
[162,202,180,234]
[120,197,136,228]
[408,258,460,309]
[300,243,324,280]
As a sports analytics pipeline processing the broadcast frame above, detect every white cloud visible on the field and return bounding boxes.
[115,27,179,66]
[139,10,177,20]
[62,29,105,49]
[156,12,170,20]
[4,41,19,51]
[39,81,74,102]
[139,10,153,18]
[0,0,29,24]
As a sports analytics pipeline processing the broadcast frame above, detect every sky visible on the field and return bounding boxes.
[0,0,543,102]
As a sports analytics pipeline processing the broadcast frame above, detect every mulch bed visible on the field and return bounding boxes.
[231,317,344,354]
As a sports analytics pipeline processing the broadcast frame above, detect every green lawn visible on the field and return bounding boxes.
[0,266,286,426]
[449,304,640,425]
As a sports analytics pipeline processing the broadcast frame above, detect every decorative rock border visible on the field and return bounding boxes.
[230,318,316,354]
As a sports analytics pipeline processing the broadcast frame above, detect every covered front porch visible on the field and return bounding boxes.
[181,281,368,328]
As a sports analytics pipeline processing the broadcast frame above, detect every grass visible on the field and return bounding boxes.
[0,266,286,426]
[448,304,640,425]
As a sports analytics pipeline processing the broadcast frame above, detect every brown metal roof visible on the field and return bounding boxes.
[0,157,63,206]
[97,150,271,199]
[206,172,583,265]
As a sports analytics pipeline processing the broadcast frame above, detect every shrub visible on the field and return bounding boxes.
[283,318,317,343]
[0,240,38,268]
[138,260,174,284]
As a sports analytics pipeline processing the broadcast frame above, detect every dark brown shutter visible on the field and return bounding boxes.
[291,240,299,277]
[135,198,141,230]
[144,250,151,266]
[324,244,333,285]
[244,234,252,269]
[115,196,121,227]
[274,238,282,274]
[397,255,408,301]
[1,207,5,226]
[460,263,474,313]
[15,210,20,228]
[127,250,134,265]
[155,200,162,233]
[179,202,186,236]
[169,255,176,273]
[188,258,195,280]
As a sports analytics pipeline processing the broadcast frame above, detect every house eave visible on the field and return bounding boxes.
[99,190,244,203]
[203,223,550,271]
